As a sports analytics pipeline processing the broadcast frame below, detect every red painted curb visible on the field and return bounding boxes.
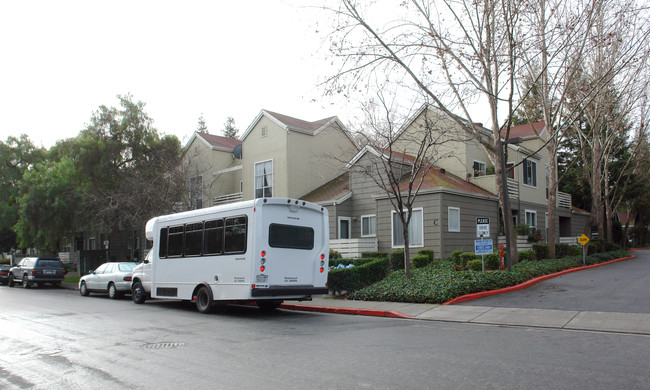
[280,303,414,319]
[443,254,637,305]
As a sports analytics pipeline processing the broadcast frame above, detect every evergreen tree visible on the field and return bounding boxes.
[222,116,238,138]
[197,114,208,133]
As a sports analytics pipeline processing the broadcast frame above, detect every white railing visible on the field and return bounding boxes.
[212,192,243,206]
[507,178,519,198]
[330,238,378,259]
[559,236,578,245]
[557,192,572,208]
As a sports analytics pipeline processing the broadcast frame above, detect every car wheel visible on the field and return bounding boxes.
[79,281,89,296]
[8,275,14,287]
[132,281,147,304]
[108,283,119,299]
[22,275,30,289]
[195,285,213,314]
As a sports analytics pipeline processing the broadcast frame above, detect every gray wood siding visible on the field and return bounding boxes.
[440,193,499,258]
[348,158,383,238]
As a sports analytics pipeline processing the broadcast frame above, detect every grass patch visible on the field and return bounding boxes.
[349,250,628,304]
[64,276,80,283]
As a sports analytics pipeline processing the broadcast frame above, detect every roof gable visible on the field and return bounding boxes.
[184,131,242,152]
[502,121,546,139]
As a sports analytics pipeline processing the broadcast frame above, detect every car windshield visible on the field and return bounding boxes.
[39,260,62,268]
[118,263,136,272]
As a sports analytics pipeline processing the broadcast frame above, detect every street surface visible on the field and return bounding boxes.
[1,251,649,389]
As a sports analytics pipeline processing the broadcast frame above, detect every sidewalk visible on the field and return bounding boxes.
[281,297,650,335]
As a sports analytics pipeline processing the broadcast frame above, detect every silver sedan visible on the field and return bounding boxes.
[79,262,137,299]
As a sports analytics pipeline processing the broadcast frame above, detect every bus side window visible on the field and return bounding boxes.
[185,222,203,256]
[159,228,168,258]
[167,225,184,257]
[224,216,247,254]
[204,219,223,255]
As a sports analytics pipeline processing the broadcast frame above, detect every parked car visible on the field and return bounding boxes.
[79,262,137,299]
[8,257,66,288]
[0,264,10,285]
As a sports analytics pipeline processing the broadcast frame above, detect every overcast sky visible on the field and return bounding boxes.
[0,0,352,148]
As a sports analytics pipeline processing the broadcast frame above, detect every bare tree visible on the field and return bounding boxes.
[350,93,460,278]
[325,0,524,266]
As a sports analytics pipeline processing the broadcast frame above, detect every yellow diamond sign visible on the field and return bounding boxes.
[578,234,590,246]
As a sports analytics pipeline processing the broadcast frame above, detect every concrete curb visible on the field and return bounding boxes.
[280,303,414,319]
[443,254,637,305]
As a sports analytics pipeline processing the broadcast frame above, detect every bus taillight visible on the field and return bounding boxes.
[261,250,266,257]
[260,265,265,272]
[319,267,324,273]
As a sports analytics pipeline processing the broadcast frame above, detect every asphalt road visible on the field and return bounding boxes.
[459,249,650,313]
[1,285,649,389]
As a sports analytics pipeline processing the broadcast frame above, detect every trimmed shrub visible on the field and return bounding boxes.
[327,258,390,294]
[413,254,433,268]
[568,245,583,256]
[0,258,10,265]
[418,248,435,261]
[532,243,550,261]
[604,241,620,252]
[329,249,342,260]
[390,249,405,271]
[361,251,388,259]
[467,259,483,271]
[455,252,478,270]
[450,250,464,263]
[555,243,570,259]
[518,250,536,262]
[485,253,500,270]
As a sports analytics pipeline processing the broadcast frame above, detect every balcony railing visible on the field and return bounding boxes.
[330,238,378,259]
[557,191,571,208]
[212,192,243,206]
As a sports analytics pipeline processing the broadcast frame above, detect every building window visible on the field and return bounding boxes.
[254,160,273,198]
[392,209,423,247]
[361,215,376,237]
[189,175,203,209]
[523,159,537,187]
[525,210,537,228]
[448,207,460,232]
[338,217,351,239]
[506,163,515,179]
[261,126,268,137]
[473,161,486,177]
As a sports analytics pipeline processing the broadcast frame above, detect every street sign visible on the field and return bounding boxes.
[578,234,590,246]
[476,217,490,238]
[474,239,493,255]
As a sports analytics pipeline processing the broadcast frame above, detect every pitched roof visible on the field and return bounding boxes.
[502,121,546,139]
[196,132,242,150]
[397,166,495,197]
[240,109,358,148]
[300,172,351,204]
[184,131,242,152]
[265,110,337,134]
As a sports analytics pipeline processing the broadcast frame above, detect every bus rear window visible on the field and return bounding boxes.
[268,224,314,250]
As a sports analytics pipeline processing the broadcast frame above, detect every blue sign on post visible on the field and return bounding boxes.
[474,239,493,256]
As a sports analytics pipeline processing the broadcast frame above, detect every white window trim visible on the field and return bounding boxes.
[338,217,351,239]
[254,159,273,199]
[525,209,537,228]
[360,214,376,237]
[448,207,460,232]
[473,160,487,177]
[522,159,538,188]
[391,208,424,248]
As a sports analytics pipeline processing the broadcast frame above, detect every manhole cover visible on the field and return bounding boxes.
[142,342,186,350]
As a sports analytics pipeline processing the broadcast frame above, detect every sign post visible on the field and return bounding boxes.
[475,218,491,272]
[578,234,590,265]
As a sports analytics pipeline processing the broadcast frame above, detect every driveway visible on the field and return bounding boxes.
[457,249,650,314]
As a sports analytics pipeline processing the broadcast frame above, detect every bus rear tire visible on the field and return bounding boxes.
[195,285,213,314]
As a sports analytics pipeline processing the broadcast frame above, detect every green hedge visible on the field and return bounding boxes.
[328,258,377,267]
[518,250,536,261]
[361,251,388,259]
[390,249,404,271]
[327,258,390,294]
[532,244,549,261]
[0,258,10,265]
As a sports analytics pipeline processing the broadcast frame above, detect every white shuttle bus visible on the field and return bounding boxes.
[131,198,329,313]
